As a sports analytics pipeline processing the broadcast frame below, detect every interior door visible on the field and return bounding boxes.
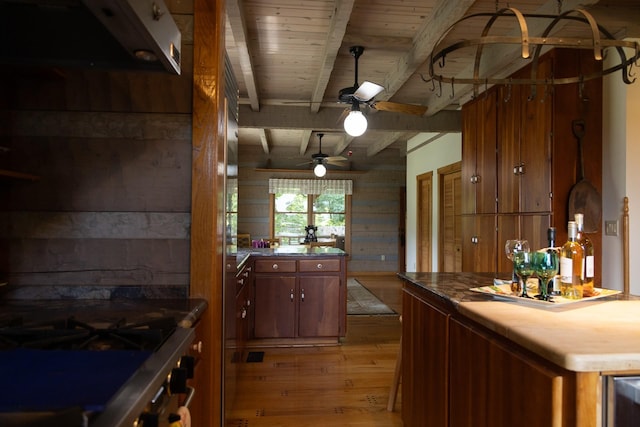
[439,162,462,272]
[417,172,433,272]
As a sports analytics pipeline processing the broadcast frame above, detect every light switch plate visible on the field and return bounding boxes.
[605,220,618,236]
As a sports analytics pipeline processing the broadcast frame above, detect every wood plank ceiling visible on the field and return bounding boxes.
[224,0,640,169]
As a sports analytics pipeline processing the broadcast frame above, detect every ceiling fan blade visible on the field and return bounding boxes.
[371,100,428,116]
[296,160,313,166]
[354,81,384,102]
[327,156,347,162]
[327,159,348,166]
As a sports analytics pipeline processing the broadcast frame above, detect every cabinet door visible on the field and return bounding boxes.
[297,276,340,337]
[253,275,296,338]
[497,84,522,214]
[462,93,497,215]
[497,59,552,214]
[402,289,449,427]
[461,215,496,272]
[450,318,567,427]
[496,214,549,273]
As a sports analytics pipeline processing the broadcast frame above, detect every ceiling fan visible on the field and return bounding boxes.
[338,46,428,136]
[299,133,347,177]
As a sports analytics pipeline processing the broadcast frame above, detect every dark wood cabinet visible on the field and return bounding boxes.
[401,287,449,427]
[462,48,602,279]
[461,90,497,216]
[403,279,576,427]
[254,274,297,338]
[449,318,571,427]
[461,214,497,272]
[497,55,553,215]
[252,256,346,341]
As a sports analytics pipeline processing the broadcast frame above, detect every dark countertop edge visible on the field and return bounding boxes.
[398,271,639,306]
[235,247,347,270]
[397,271,500,307]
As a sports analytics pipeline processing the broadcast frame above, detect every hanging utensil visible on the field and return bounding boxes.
[567,119,602,232]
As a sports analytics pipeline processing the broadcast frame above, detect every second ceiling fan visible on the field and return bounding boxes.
[338,45,428,137]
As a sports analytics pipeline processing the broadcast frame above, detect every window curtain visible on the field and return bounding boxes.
[268,178,353,195]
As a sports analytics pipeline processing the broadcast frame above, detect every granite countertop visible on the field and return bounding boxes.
[399,272,640,373]
[235,246,347,268]
[0,298,208,329]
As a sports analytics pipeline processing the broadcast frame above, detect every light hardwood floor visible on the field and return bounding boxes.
[227,274,404,426]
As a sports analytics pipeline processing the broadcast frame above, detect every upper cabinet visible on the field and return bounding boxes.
[461,48,603,282]
[461,90,497,216]
[497,53,553,215]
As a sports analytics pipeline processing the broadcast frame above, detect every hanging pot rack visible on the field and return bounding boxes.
[423,7,640,98]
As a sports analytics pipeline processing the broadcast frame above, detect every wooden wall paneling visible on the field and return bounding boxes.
[190,0,226,425]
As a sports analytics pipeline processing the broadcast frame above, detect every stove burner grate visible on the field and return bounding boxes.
[0,316,177,351]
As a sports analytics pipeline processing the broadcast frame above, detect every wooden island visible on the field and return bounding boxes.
[400,272,640,427]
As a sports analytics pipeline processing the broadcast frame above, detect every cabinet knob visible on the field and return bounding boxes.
[237,278,244,285]
[191,341,203,353]
[316,263,323,269]
[272,263,279,270]
[241,307,247,319]
[290,289,294,301]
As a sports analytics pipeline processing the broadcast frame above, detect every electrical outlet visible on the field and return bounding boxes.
[381,254,385,261]
[605,220,618,236]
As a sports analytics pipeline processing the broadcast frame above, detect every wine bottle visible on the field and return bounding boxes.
[560,221,584,299]
[574,213,595,297]
[547,227,561,296]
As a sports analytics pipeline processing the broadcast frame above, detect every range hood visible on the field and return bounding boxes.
[0,0,181,74]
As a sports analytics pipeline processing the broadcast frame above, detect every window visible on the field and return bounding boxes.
[268,179,352,247]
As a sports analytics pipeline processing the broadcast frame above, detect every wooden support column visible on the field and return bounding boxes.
[191,0,226,425]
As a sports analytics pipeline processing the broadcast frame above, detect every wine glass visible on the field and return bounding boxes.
[505,240,530,294]
[532,251,558,301]
[513,250,535,298]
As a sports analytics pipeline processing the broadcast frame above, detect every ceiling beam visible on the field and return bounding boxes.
[238,105,461,132]
[332,134,355,157]
[310,0,356,113]
[377,0,477,102]
[366,132,409,157]
[299,129,313,155]
[258,129,269,154]
[226,0,260,111]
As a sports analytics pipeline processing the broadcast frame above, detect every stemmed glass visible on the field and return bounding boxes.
[532,251,558,301]
[505,240,529,294]
[513,250,535,299]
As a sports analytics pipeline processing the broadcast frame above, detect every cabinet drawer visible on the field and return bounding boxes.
[299,259,341,272]
[254,259,297,273]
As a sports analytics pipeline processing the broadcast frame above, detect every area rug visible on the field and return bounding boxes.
[347,278,396,315]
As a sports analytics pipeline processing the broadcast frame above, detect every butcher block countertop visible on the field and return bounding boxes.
[399,272,640,373]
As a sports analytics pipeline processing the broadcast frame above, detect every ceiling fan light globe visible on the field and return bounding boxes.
[344,110,367,137]
[314,163,327,177]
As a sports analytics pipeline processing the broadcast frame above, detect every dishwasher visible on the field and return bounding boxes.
[604,376,640,426]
